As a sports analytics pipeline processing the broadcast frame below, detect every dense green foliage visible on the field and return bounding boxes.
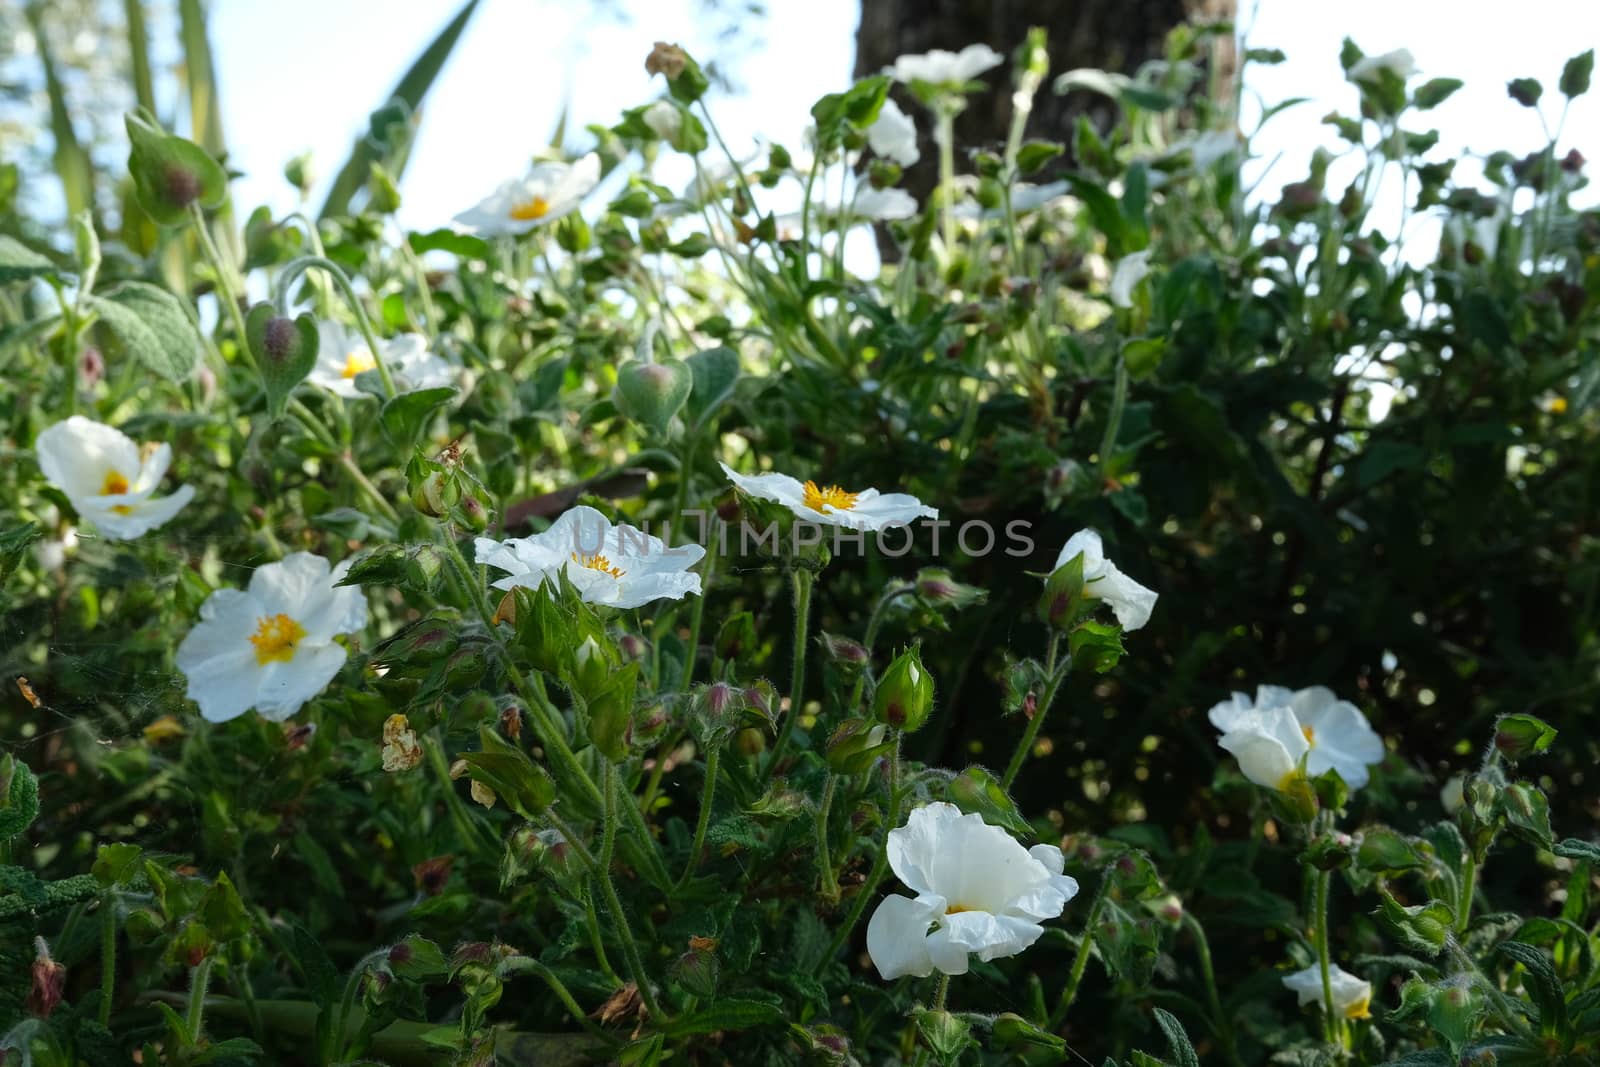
[1,9,1598,1067]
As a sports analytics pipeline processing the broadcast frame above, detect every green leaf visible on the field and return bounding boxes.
[87,281,201,382]
[1015,140,1064,175]
[380,386,456,447]
[1554,838,1600,865]
[458,727,556,818]
[1356,826,1425,874]
[246,304,319,418]
[285,919,341,1007]
[0,523,41,584]
[683,346,740,434]
[945,766,1031,836]
[1069,619,1126,673]
[0,756,40,840]
[1501,782,1554,849]
[1151,1007,1200,1067]
[1499,941,1566,1036]
[1507,77,1543,108]
[1122,337,1167,380]
[1561,49,1594,98]
[200,871,250,942]
[319,0,482,218]
[92,843,144,888]
[0,236,59,283]
[659,998,783,1037]
[409,227,490,259]
[1413,77,1464,109]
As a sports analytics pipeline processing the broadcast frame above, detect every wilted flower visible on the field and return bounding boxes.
[1347,48,1417,84]
[719,461,938,531]
[35,416,195,540]
[1109,249,1152,309]
[381,714,423,772]
[1053,529,1158,631]
[868,98,919,166]
[890,44,1004,88]
[474,504,705,609]
[1209,685,1385,788]
[452,154,602,236]
[866,802,1078,979]
[28,938,66,1019]
[176,552,368,723]
[1283,962,1373,1019]
[309,321,455,398]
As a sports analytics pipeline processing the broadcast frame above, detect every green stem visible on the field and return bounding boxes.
[676,743,721,889]
[763,567,814,781]
[500,957,623,1044]
[1314,868,1336,1046]
[936,107,957,257]
[186,956,215,1042]
[422,731,494,857]
[1050,871,1111,1029]
[678,518,716,690]
[582,884,622,986]
[815,772,839,903]
[1184,911,1242,1067]
[1457,852,1477,935]
[931,972,950,1011]
[337,450,400,523]
[1000,634,1065,789]
[187,201,256,375]
[98,895,117,1026]
[1097,356,1129,476]
[597,763,665,1020]
[823,735,902,961]
[272,254,397,398]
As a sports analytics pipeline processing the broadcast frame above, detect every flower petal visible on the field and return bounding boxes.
[866,894,938,980]
[254,642,346,720]
[35,417,143,502]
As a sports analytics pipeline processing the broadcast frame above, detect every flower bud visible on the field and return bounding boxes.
[1492,712,1556,761]
[613,359,692,435]
[1037,552,1086,630]
[284,151,315,196]
[914,567,986,608]
[826,719,889,774]
[817,631,870,677]
[992,1013,1067,1053]
[459,494,491,532]
[872,647,935,732]
[412,468,458,518]
[715,611,757,662]
[1429,979,1481,1048]
[670,940,720,998]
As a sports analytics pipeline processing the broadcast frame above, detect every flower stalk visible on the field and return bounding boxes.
[763,567,814,781]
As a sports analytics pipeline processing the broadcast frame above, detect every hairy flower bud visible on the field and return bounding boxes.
[873,646,935,732]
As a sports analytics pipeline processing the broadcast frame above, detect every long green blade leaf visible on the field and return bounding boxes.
[318,0,481,219]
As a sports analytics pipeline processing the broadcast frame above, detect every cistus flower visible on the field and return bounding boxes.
[719,462,938,531]
[1052,529,1158,631]
[1347,48,1417,84]
[866,802,1078,979]
[1282,962,1373,1019]
[1109,249,1152,308]
[643,100,682,142]
[309,321,455,398]
[176,553,368,723]
[452,154,602,237]
[1208,685,1385,788]
[890,44,1004,88]
[474,504,705,609]
[868,98,919,166]
[34,416,195,540]
[1214,704,1311,792]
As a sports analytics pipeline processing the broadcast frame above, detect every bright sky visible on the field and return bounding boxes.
[211,0,1599,238]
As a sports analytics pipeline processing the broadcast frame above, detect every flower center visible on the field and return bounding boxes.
[1302,724,1316,745]
[249,613,307,665]
[802,480,860,513]
[1345,994,1371,1020]
[101,471,130,496]
[944,904,978,915]
[571,552,626,578]
[510,196,551,221]
[342,350,377,379]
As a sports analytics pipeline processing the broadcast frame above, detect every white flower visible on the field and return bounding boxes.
[452,153,602,237]
[474,505,705,610]
[176,552,368,723]
[1109,249,1152,309]
[868,98,919,166]
[851,186,919,221]
[1440,773,1466,814]
[719,462,938,531]
[1283,963,1373,1019]
[34,416,195,540]
[1216,704,1310,791]
[866,802,1078,979]
[891,44,1004,87]
[1347,49,1417,85]
[1208,685,1385,788]
[1167,129,1241,172]
[643,100,682,142]
[308,322,456,398]
[1052,529,1158,631]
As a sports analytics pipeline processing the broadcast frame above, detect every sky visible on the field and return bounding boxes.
[206,0,1598,239]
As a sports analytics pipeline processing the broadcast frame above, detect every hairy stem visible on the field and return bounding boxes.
[597,762,665,1020]
[1001,634,1065,789]
[676,743,721,889]
[763,567,814,780]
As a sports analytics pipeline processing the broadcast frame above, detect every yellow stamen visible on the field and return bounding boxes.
[101,471,130,496]
[509,196,551,221]
[802,480,860,513]
[341,350,377,379]
[1345,995,1371,1020]
[1302,725,1316,744]
[945,904,977,915]
[571,552,625,578]
[249,614,307,665]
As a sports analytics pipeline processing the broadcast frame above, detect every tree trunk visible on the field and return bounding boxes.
[854,0,1236,201]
